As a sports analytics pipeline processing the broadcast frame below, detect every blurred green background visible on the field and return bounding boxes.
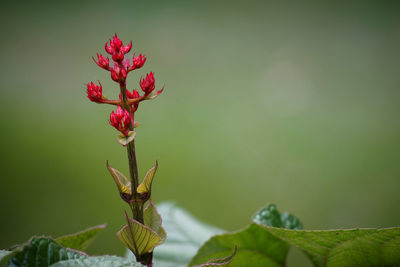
[0,1,399,266]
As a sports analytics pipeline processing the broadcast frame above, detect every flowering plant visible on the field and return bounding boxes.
[87,34,165,266]
[0,34,399,267]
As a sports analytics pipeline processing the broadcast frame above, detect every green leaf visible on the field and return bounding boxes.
[190,203,302,267]
[56,224,106,251]
[106,161,131,198]
[143,201,167,245]
[137,162,158,195]
[253,203,400,266]
[189,224,289,267]
[117,218,160,256]
[6,237,84,267]
[127,202,224,267]
[260,226,400,267]
[192,245,237,267]
[253,204,303,230]
[117,131,136,146]
[50,256,144,267]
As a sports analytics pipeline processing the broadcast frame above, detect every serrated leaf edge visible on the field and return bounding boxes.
[56,224,107,251]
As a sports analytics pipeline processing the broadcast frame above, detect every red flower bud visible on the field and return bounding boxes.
[105,34,126,63]
[110,34,123,51]
[110,106,132,136]
[86,81,103,102]
[105,42,114,55]
[140,72,155,95]
[112,51,124,62]
[120,41,132,54]
[129,53,146,71]
[111,64,119,82]
[93,53,110,70]
[111,62,127,82]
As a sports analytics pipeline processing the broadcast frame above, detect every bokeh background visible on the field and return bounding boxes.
[1,1,399,266]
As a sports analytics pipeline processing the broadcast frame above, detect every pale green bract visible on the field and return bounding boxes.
[117,131,136,146]
[137,162,158,195]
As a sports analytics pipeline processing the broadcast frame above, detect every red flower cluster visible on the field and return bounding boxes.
[86,81,103,102]
[86,34,164,137]
[110,106,131,136]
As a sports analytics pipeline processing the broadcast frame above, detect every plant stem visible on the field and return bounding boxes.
[119,65,150,266]
[127,141,144,223]
[119,77,144,224]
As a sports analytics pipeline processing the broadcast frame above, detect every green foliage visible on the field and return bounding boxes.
[152,202,399,267]
[252,204,400,266]
[261,226,400,267]
[49,256,144,267]
[190,203,300,267]
[131,202,224,267]
[56,224,106,251]
[189,224,289,267]
[6,237,84,267]
[0,225,128,267]
[0,225,144,267]
[2,204,399,267]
